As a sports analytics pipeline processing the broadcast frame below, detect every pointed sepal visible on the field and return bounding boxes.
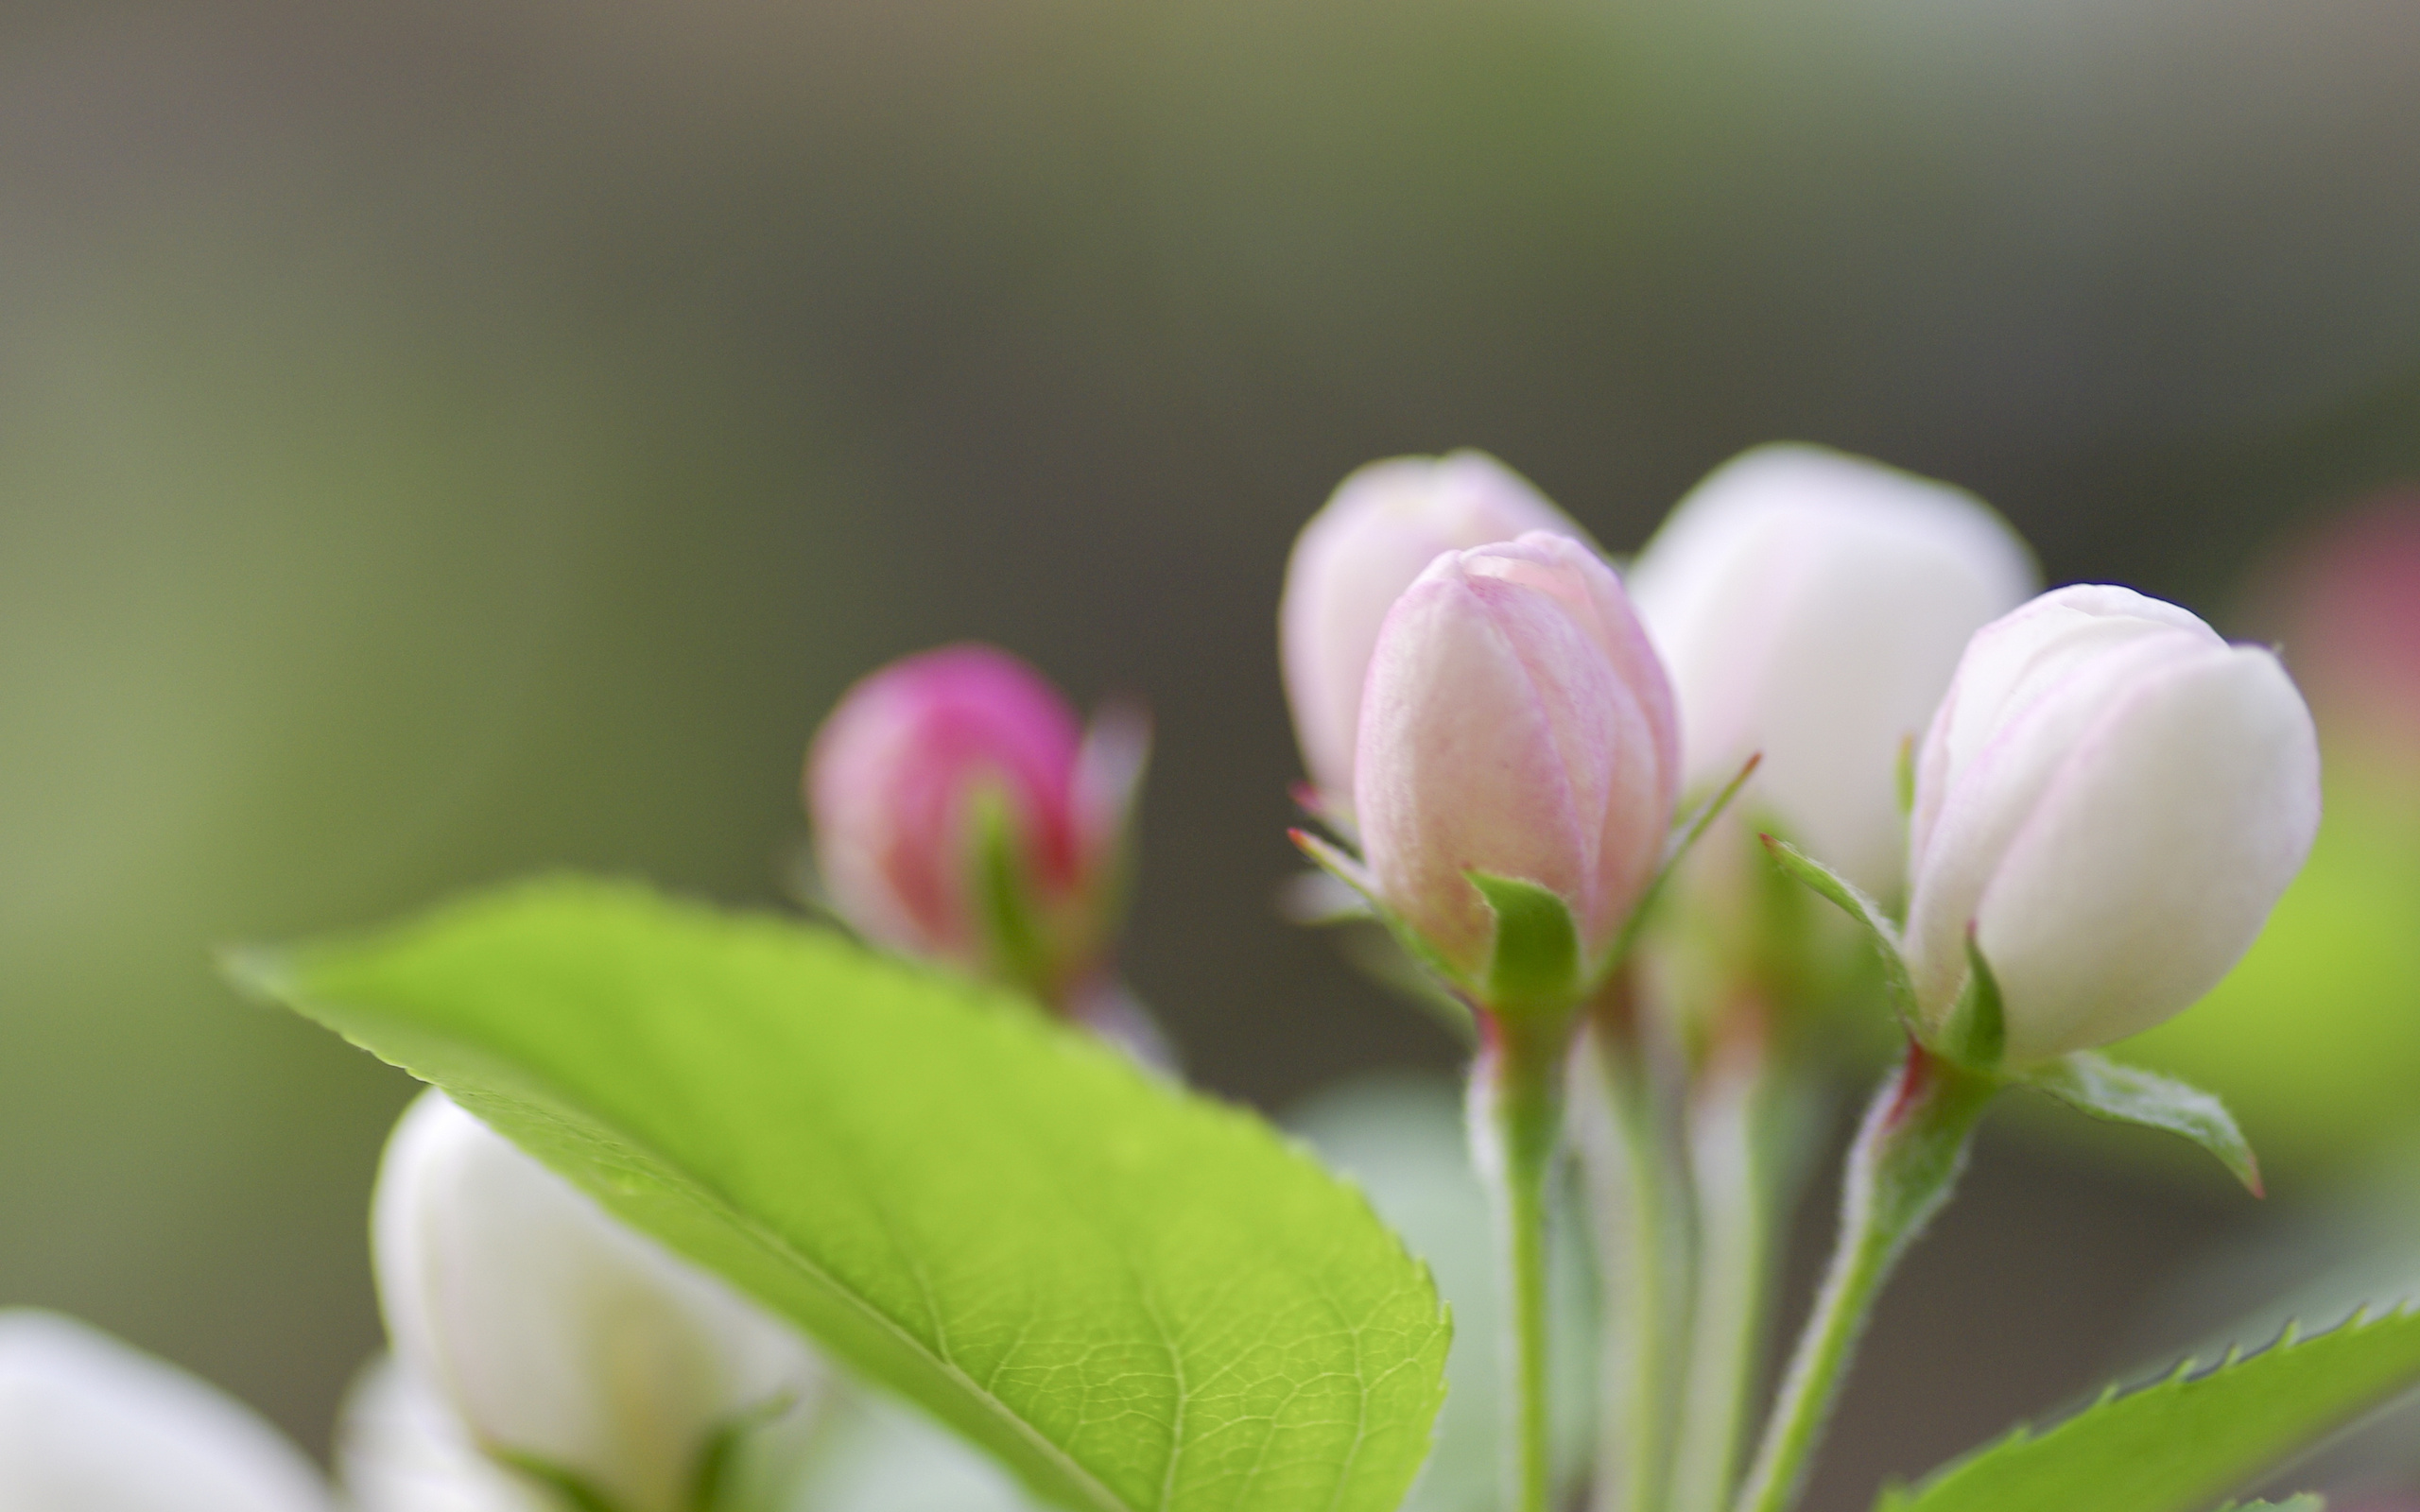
[1936,927,2006,1073]
[1464,870,1582,1018]
[1288,828,1464,991]
[2019,1051,2263,1195]
[1758,833,1916,1028]
[1608,751,1762,966]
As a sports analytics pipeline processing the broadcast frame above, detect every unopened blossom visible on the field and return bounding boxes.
[1281,451,1588,819]
[1355,531,1681,987]
[1628,443,2036,898]
[1903,585,2321,1064]
[0,1309,330,1512]
[373,1091,820,1512]
[339,1357,549,1512]
[807,643,1143,1006]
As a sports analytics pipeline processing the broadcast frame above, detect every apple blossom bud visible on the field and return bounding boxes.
[806,644,1143,1007]
[0,1309,329,1512]
[1355,531,1681,988]
[1903,585,2322,1064]
[1627,443,2037,898]
[1281,452,1589,819]
[339,1357,549,1512]
[373,1091,820,1512]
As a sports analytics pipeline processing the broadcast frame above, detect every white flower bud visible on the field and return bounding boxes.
[1281,451,1588,817]
[338,1356,551,1512]
[1627,444,2036,897]
[0,1309,329,1512]
[372,1091,820,1512]
[1904,585,2322,1064]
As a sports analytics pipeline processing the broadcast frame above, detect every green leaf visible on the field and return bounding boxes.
[1465,871,1581,1016]
[2020,1052,2262,1195]
[1757,834,1915,1023]
[1882,1308,2420,1512]
[232,878,1451,1512]
[1938,930,2005,1073]
[2218,1499,2325,1511]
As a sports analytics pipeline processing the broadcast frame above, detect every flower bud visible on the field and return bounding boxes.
[1627,444,2037,898]
[339,1357,549,1512]
[372,1091,820,1512]
[1903,585,2322,1064]
[806,643,1143,1007]
[0,1309,329,1512]
[1281,451,1589,818]
[1355,531,1681,987]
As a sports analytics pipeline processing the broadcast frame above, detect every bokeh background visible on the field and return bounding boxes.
[6,1,2420,1506]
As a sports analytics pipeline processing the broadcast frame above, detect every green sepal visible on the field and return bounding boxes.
[2219,1499,2325,1511]
[1937,929,2006,1073]
[972,785,1055,1005]
[1465,871,1582,1019]
[490,1452,629,1512]
[2019,1052,2263,1195]
[1610,752,1763,965]
[1757,834,1916,1030]
[1288,829,1468,996]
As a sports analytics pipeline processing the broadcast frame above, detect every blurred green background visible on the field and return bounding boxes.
[6,1,2420,1506]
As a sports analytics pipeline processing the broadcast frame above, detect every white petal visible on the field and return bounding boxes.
[0,1310,329,1512]
[337,1358,549,1512]
[1630,444,2034,896]
[1281,452,1581,811]
[374,1091,820,1512]
[1903,627,2213,1020]
[1975,646,2321,1061]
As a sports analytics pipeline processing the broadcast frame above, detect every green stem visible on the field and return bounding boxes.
[1731,1043,1996,1512]
[1470,1010,1574,1512]
[1582,994,1689,1512]
[1670,1019,1781,1512]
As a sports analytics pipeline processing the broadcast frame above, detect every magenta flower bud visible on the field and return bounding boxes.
[1354,532,1682,988]
[1281,452,1589,820]
[805,644,1142,1006]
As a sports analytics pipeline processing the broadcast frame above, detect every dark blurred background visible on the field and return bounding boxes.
[6,2,2420,1506]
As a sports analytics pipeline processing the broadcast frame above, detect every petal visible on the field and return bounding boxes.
[1976,645,2321,1061]
[1905,628,2214,1021]
[1630,446,2034,896]
[1279,453,1580,810]
[1356,566,1585,978]
[0,1310,329,1512]
[375,1091,817,1512]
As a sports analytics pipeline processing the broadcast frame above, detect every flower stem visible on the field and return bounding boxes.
[1731,1042,1996,1512]
[1469,1009,1575,1512]
[1580,988,1688,1512]
[1670,1016,1781,1512]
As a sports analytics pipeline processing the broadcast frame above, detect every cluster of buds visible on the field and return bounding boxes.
[1280,445,2320,1068]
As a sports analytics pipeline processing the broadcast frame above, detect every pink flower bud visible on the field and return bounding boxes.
[1354,532,1681,985]
[1281,452,1588,819]
[805,644,1140,1005]
[1904,585,2322,1063]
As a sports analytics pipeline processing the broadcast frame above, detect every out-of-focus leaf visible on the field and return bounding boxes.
[2123,772,2420,1175]
[1878,1308,2420,1512]
[1288,1074,1594,1512]
[235,878,1450,1512]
